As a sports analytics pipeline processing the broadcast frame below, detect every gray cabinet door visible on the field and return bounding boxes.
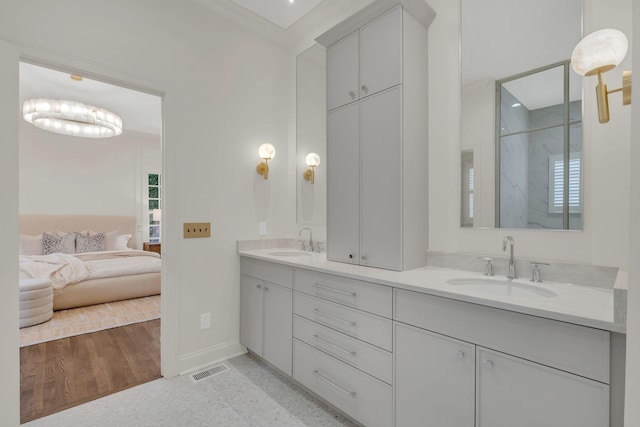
[327,31,359,111]
[395,322,475,427]
[476,347,609,427]
[327,102,360,264]
[239,275,263,356]
[359,6,402,98]
[263,282,292,376]
[360,86,402,270]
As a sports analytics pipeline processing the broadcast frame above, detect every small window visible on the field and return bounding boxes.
[548,154,581,213]
[147,173,161,242]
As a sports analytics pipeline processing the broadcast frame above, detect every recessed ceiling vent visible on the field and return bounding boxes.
[189,363,230,383]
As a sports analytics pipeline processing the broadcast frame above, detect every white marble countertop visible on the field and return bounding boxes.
[239,248,624,334]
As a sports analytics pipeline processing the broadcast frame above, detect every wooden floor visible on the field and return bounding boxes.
[20,319,161,424]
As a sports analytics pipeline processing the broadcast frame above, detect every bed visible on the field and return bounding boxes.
[18,214,161,310]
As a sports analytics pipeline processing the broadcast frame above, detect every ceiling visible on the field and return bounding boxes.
[19,62,162,137]
[229,0,326,29]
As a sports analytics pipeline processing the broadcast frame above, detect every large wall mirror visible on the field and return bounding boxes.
[296,44,326,225]
[461,0,583,230]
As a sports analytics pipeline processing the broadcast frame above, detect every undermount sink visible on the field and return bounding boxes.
[268,250,311,257]
[447,277,557,298]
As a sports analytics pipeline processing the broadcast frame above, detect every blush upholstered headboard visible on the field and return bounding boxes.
[19,215,138,249]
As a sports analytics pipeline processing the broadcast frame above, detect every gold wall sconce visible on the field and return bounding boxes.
[303,152,321,184]
[571,28,632,124]
[256,143,276,180]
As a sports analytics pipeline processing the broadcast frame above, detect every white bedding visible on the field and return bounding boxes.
[19,250,161,290]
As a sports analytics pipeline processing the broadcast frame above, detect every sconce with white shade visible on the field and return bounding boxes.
[303,152,321,184]
[571,29,632,124]
[256,143,276,180]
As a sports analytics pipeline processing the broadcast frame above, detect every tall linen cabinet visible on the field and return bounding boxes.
[317,0,435,271]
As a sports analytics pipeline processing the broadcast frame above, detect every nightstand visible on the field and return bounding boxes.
[143,242,161,255]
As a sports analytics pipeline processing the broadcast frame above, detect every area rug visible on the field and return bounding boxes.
[20,295,161,347]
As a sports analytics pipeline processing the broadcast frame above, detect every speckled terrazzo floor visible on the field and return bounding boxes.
[24,353,360,427]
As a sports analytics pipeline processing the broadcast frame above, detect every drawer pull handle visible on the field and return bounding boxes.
[483,360,494,369]
[312,369,357,398]
[456,351,465,360]
[312,309,356,327]
[312,334,357,357]
[312,283,357,297]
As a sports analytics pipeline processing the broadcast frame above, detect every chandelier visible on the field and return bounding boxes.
[22,98,123,138]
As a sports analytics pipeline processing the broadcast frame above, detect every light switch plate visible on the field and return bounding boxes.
[259,221,267,236]
[184,222,211,238]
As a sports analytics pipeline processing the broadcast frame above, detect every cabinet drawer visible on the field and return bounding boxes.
[241,257,293,288]
[293,314,392,384]
[294,292,392,351]
[294,268,392,318]
[394,289,610,383]
[293,339,392,427]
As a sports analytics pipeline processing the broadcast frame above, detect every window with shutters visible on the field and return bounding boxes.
[461,150,474,227]
[548,154,581,213]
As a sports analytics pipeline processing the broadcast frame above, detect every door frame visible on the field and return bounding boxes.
[2,36,180,419]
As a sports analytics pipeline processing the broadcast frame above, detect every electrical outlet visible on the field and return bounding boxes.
[259,221,267,236]
[201,313,211,330]
[184,222,211,238]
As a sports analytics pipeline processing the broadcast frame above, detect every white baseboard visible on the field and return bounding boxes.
[178,340,247,375]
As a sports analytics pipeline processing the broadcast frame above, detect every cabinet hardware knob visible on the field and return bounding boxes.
[483,359,494,369]
[348,254,353,259]
[264,287,269,291]
[456,351,465,360]
[256,284,262,289]
[349,90,356,99]
[361,85,368,93]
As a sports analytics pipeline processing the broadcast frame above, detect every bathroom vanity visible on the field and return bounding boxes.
[239,249,624,427]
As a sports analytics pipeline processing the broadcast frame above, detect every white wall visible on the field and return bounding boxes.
[0,1,294,423]
[20,124,160,221]
[0,39,20,427]
[625,1,640,424]
[429,0,633,268]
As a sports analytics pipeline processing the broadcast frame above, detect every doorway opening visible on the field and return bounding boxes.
[17,61,163,423]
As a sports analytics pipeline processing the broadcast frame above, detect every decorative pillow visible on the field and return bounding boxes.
[19,234,43,256]
[75,232,105,253]
[105,231,132,251]
[42,232,76,255]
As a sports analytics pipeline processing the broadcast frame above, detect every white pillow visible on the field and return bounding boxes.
[19,234,43,256]
[105,231,132,251]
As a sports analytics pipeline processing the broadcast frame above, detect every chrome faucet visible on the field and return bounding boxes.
[299,227,313,252]
[502,236,516,279]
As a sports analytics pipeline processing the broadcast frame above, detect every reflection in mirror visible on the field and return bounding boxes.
[296,44,326,225]
[460,0,583,230]
[496,62,582,230]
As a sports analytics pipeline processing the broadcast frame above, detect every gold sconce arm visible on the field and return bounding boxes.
[303,166,316,184]
[595,70,632,124]
[256,159,270,180]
